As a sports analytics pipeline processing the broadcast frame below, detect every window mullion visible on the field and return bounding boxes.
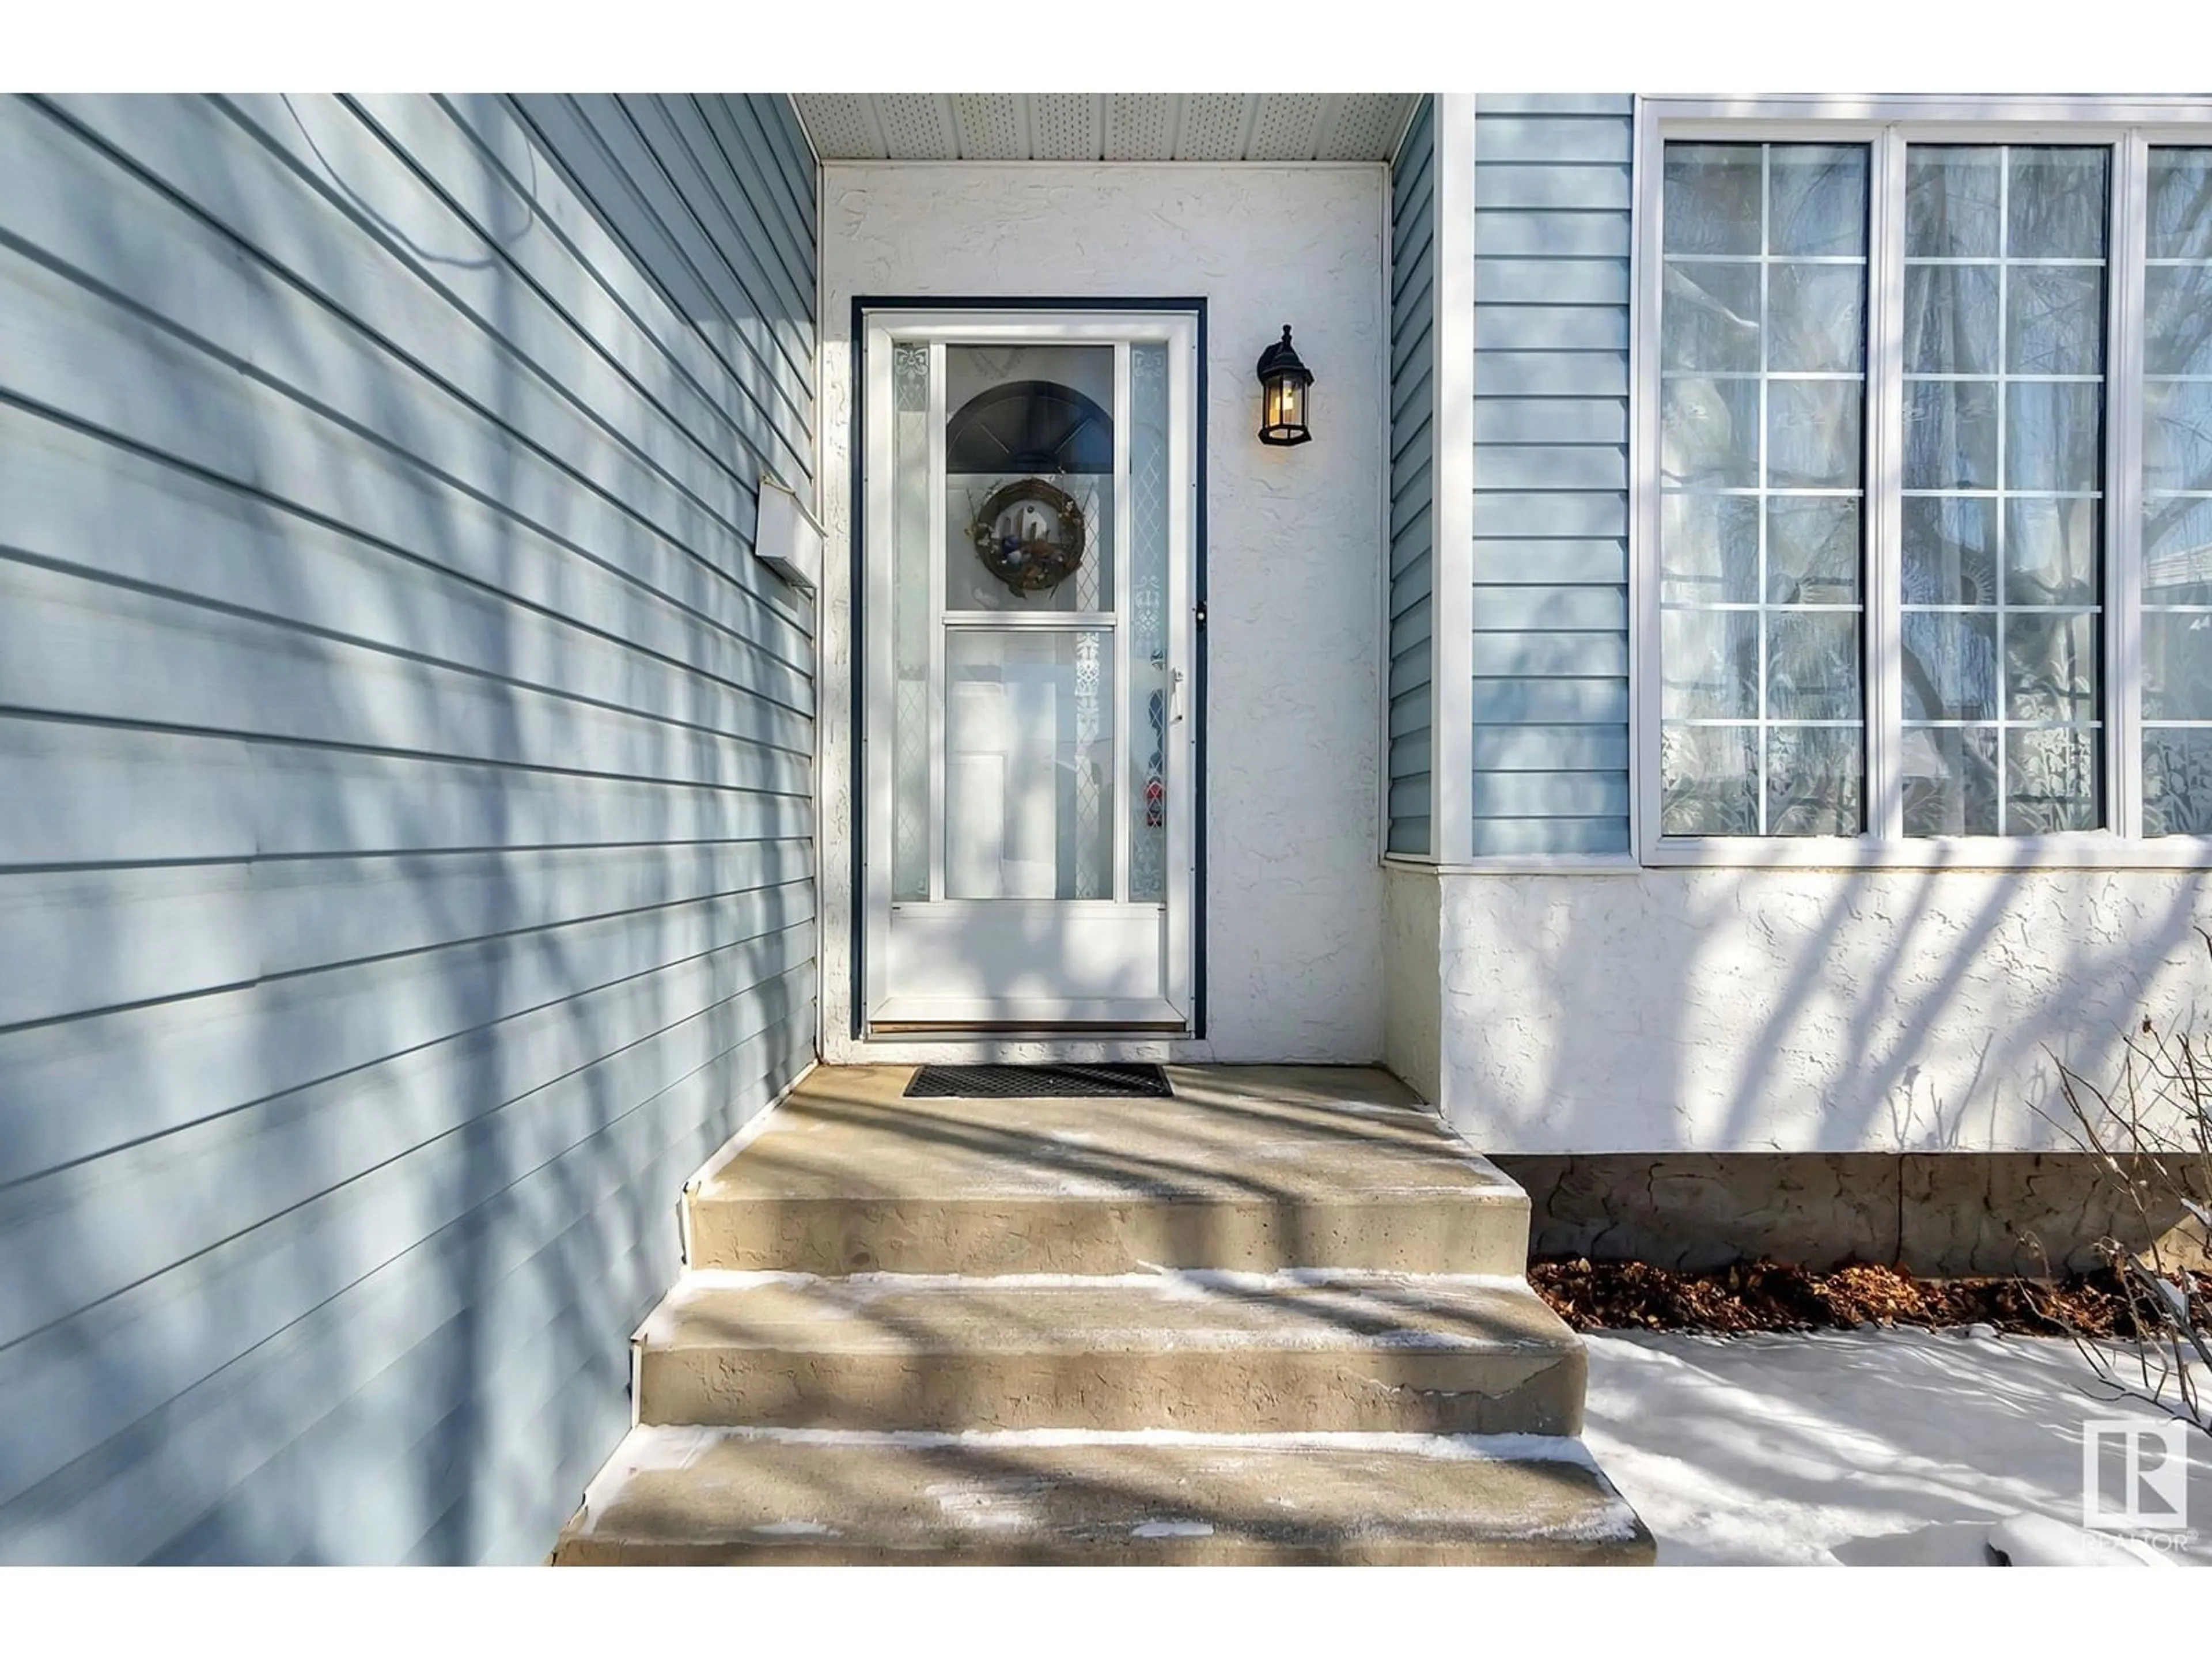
[1866,127,1908,841]
[2108,131,2149,840]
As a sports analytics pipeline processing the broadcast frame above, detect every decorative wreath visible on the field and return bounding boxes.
[969,478,1087,596]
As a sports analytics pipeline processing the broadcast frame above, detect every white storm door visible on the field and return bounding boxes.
[862,312,1198,1032]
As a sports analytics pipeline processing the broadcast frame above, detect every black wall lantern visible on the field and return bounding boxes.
[1255,324,1314,446]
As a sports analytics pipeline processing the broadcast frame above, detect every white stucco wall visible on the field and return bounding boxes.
[1382,865,1443,1103]
[816,164,1387,1063]
[1429,870,2212,1154]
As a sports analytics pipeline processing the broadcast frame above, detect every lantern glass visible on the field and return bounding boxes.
[1255,325,1315,445]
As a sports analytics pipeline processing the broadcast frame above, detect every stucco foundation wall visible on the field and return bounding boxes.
[818,164,1387,1063]
[1437,870,2212,1154]
[1496,1152,2207,1275]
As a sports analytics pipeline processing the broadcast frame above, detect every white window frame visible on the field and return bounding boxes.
[1633,94,2212,869]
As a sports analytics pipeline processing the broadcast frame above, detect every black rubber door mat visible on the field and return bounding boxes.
[904,1063,1172,1099]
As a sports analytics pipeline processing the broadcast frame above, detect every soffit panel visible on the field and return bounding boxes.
[793,93,1419,162]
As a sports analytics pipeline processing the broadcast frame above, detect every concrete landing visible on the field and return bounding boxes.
[687,1065,1533,1275]
[635,1268,1586,1435]
[554,1424,1651,1566]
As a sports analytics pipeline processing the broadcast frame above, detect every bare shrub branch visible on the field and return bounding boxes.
[2034,931,2212,1439]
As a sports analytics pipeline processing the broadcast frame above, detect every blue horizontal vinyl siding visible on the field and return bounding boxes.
[1471,94,1633,857]
[0,94,819,1565]
[1387,96,1437,857]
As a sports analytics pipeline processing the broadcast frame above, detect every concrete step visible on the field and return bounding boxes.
[634,1269,1586,1435]
[686,1065,1532,1276]
[552,1423,1654,1566]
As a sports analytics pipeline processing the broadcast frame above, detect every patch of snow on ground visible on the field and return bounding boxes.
[1580,1328,2210,1567]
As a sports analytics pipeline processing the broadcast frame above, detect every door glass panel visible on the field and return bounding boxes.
[1128,343,1170,902]
[943,630,1115,900]
[944,344,1115,613]
[891,342,931,902]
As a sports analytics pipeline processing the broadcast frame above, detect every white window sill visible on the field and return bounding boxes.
[1639,833,2212,872]
[1383,840,2212,874]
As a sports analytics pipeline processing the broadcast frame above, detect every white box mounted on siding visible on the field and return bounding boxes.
[753,476,824,594]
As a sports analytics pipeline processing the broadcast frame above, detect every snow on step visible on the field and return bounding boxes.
[552,1423,1655,1566]
[634,1267,1586,1435]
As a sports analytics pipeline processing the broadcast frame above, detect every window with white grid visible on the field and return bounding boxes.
[1639,107,2212,864]
[2143,147,2212,835]
[1658,142,1869,837]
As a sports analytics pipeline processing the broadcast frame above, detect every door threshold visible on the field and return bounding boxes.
[867,1020,1191,1037]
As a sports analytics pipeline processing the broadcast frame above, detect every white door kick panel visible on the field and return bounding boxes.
[887,906,1176,1009]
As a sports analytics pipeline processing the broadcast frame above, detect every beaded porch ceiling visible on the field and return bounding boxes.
[793,93,1421,163]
